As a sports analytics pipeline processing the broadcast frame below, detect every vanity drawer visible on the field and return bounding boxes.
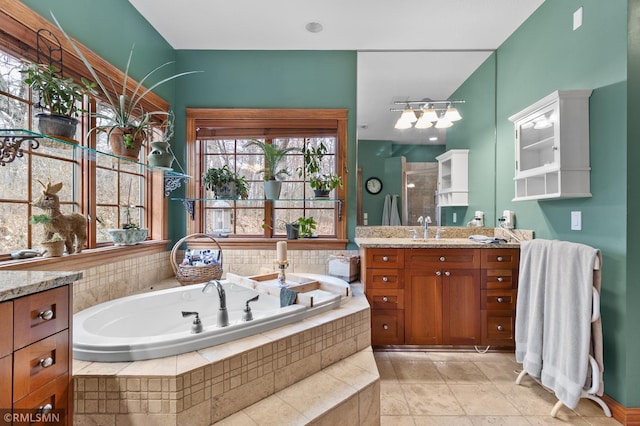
[13,330,69,402]
[0,300,13,356]
[13,286,69,350]
[481,269,515,289]
[406,249,480,269]
[481,249,520,269]
[481,311,515,346]
[13,373,69,424]
[481,289,516,310]
[367,289,404,310]
[366,249,404,269]
[366,269,404,289]
[0,355,12,408]
[371,309,404,345]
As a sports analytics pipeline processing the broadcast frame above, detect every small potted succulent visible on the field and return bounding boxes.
[202,165,248,199]
[21,63,95,141]
[244,139,298,199]
[297,142,343,198]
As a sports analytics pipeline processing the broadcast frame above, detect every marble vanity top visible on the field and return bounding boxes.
[355,237,520,249]
[0,270,83,301]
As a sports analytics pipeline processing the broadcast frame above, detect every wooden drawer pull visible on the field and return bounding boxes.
[39,309,54,321]
[382,296,389,302]
[382,256,389,262]
[382,324,389,330]
[39,403,53,415]
[497,277,504,283]
[497,297,504,303]
[497,325,504,331]
[39,357,54,368]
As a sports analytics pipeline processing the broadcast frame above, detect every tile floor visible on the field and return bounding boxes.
[375,350,621,426]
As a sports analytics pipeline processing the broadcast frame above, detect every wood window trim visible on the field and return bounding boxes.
[185,108,348,248]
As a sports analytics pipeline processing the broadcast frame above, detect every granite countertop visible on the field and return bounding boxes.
[354,237,521,249]
[0,270,83,302]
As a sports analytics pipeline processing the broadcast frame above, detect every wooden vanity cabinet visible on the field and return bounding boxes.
[480,249,520,347]
[405,249,480,345]
[0,285,73,425]
[361,248,405,345]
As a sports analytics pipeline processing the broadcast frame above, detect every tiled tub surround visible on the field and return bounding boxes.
[73,283,376,425]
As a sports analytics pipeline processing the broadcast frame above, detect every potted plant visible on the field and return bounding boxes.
[29,215,65,257]
[53,17,201,160]
[21,63,95,141]
[297,142,343,198]
[105,182,148,245]
[244,139,298,199]
[202,165,248,199]
[147,109,176,169]
[297,216,317,238]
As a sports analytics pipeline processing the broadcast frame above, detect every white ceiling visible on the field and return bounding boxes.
[128,0,544,144]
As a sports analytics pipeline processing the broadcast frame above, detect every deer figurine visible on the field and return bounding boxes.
[31,179,87,254]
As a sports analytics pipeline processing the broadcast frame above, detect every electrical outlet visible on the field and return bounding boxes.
[571,211,582,231]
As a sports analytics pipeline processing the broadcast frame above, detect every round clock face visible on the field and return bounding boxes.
[365,177,383,195]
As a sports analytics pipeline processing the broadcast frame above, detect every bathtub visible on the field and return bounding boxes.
[73,273,346,362]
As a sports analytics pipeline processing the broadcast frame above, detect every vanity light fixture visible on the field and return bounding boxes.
[391,99,465,130]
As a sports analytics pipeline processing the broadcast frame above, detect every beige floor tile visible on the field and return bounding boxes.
[380,415,417,426]
[380,382,411,415]
[434,361,491,384]
[413,415,475,425]
[448,384,521,416]
[402,383,465,415]
[376,359,399,381]
[494,381,560,416]
[580,416,623,425]
[473,360,522,383]
[525,415,591,425]
[572,398,615,418]
[468,415,533,425]
[392,359,444,383]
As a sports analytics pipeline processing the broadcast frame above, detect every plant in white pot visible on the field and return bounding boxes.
[244,139,298,199]
[21,63,95,142]
[106,182,148,245]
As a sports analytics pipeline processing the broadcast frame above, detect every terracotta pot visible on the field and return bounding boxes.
[109,127,145,161]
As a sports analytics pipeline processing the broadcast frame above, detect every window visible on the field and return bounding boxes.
[185,109,348,246]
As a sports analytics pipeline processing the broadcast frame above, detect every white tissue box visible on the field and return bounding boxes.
[328,255,360,282]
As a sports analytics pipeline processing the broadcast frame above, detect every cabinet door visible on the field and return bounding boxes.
[405,269,442,345]
[442,268,481,345]
[371,309,404,345]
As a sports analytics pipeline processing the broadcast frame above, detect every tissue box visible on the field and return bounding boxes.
[328,255,360,282]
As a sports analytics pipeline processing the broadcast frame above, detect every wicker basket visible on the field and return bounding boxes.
[170,233,224,286]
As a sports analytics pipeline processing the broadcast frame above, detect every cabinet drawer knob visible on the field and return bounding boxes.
[497,256,504,262]
[444,271,451,277]
[497,277,504,283]
[39,309,54,321]
[435,271,442,276]
[497,297,504,303]
[39,357,54,368]
[38,403,53,415]
[439,256,446,262]
[497,325,504,331]
[382,256,389,262]
[382,324,389,330]
[382,296,389,302]
[382,276,389,282]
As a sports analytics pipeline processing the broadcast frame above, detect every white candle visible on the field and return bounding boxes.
[276,241,287,262]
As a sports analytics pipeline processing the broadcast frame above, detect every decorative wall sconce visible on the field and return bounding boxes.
[391,99,465,130]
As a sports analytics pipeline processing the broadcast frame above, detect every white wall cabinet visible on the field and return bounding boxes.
[509,90,592,201]
[436,149,469,206]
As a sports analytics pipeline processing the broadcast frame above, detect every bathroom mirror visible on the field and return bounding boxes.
[356,50,497,227]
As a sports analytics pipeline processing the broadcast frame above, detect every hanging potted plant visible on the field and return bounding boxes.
[297,142,343,198]
[53,16,201,161]
[202,165,248,199]
[147,109,176,169]
[21,63,95,142]
[244,139,298,199]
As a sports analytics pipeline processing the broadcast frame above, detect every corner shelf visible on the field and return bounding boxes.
[0,129,191,196]
[172,197,344,221]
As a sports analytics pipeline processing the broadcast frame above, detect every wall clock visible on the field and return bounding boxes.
[365,177,383,195]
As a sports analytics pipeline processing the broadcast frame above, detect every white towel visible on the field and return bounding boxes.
[381,194,391,226]
[390,194,402,225]
[516,239,601,409]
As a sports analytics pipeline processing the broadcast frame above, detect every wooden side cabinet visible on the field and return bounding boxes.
[0,285,73,425]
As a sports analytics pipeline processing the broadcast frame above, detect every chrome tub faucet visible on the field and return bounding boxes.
[203,280,229,327]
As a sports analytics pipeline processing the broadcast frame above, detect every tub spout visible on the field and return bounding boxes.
[203,280,228,327]
[242,295,260,322]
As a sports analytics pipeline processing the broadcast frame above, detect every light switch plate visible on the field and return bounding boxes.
[573,7,583,30]
[571,211,582,230]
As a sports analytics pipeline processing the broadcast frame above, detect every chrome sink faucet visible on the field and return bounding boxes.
[203,280,229,327]
[417,215,432,239]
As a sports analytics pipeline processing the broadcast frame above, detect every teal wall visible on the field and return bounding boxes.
[358,140,444,226]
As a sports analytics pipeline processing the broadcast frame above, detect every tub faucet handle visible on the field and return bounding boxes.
[182,311,203,334]
[242,295,260,322]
